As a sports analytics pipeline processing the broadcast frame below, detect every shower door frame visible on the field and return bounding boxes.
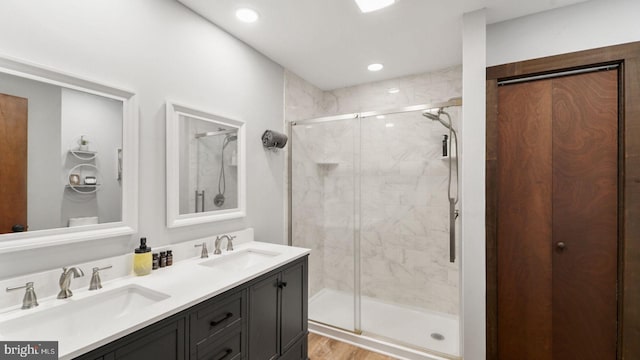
[286,97,462,341]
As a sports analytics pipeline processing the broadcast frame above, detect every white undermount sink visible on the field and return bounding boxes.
[0,284,170,340]
[199,248,280,272]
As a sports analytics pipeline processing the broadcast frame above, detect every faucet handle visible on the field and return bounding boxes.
[226,235,237,251]
[195,242,209,258]
[6,282,38,310]
[89,265,112,291]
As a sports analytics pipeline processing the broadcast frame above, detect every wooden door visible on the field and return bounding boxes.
[497,79,554,359]
[0,93,28,234]
[551,70,618,359]
[497,70,618,360]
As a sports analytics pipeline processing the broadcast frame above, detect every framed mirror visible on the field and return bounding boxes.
[0,55,138,253]
[166,102,246,228]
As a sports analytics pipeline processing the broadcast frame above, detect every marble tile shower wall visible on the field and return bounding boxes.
[286,66,461,315]
[286,72,328,297]
[291,125,326,297]
[359,110,460,315]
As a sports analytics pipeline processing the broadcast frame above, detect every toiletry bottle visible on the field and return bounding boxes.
[159,251,167,268]
[152,253,159,270]
[167,250,173,266]
[133,237,152,276]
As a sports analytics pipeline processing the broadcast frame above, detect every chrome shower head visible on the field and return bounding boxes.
[227,134,238,141]
[424,108,456,133]
[422,108,443,121]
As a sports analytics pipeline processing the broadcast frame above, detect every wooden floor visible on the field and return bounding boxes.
[308,333,398,360]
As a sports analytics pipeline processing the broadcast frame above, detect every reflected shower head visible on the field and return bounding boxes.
[227,135,238,141]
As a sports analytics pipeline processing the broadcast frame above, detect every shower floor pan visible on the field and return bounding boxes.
[309,288,459,358]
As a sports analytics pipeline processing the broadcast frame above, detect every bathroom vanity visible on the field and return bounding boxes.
[0,237,309,360]
[73,255,307,360]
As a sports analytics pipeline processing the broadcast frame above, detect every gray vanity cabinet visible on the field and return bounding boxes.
[248,259,308,360]
[82,316,186,360]
[111,318,186,360]
[73,256,307,360]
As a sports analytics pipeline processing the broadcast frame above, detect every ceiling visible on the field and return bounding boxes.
[178,0,590,90]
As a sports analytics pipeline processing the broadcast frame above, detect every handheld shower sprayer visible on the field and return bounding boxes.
[423,107,459,263]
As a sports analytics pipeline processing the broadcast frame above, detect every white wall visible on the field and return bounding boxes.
[487,0,640,67]
[461,9,486,360]
[0,0,285,279]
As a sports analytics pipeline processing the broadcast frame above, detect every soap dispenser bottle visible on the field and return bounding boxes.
[133,237,152,276]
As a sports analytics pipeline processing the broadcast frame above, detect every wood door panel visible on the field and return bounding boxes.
[0,93,28,234]
[497,80,554,360]
[551,70,618,360]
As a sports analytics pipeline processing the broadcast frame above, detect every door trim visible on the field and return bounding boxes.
[486,41,640,360]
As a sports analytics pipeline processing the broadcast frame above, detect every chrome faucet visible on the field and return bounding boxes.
[57,267,84,299]
[89,265,112,291]
[6,282,38,309]
[214,235,236,255]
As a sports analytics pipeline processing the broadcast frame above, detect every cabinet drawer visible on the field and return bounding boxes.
[191,290,245,344]
[197,328,243,360]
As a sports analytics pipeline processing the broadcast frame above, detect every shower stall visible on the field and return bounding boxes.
[289,99,462,359]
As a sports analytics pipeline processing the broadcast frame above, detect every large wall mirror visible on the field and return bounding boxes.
[0,56,138,253]
[166,102,246,228]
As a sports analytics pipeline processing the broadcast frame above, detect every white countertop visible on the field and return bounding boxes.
[0,240,310,360]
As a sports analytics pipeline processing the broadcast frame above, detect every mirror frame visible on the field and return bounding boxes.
[0,55,139,253]
[166,101,246,228]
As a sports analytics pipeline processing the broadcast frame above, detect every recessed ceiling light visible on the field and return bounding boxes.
[387,87,400,94]
[376,115,385,119]
[236,8,259,23]
[368,63,384,72]
[385,123,395,128]
[355,0,396,13]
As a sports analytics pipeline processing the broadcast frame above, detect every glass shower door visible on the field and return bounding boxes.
[291,119,359,332]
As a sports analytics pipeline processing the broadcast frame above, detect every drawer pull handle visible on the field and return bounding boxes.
[277,281,288,289]
[210,312,233,327]
[212,348,233,360]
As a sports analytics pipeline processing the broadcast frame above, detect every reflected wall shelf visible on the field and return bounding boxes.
[67,163,102,194]
[69,149,97,161]
[65,184,101,193]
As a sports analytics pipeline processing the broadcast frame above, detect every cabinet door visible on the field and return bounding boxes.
[279,336,307,360]
[248,273,280,360]
[113,318,186,360]
[280,260,307,354]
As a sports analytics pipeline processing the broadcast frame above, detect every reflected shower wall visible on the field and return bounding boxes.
[178,115,238,214]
